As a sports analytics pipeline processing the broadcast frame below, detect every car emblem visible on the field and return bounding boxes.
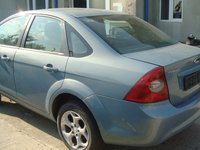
[194,56,200,64]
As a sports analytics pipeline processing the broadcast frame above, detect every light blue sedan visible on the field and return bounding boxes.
[0,8,200,150]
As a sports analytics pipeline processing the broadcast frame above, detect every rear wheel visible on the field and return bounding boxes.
[57,101,104,150]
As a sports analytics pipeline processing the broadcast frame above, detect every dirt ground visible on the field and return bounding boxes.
[0,96,200,150]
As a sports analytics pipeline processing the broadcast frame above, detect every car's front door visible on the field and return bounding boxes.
[0,16,28,96]
[14,15,69,111]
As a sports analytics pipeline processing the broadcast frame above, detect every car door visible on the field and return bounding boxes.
[0,16,28,96]
[14,15,69,111]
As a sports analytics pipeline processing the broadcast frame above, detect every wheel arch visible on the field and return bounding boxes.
[51,92,106,140]
[51,93,89,121]
[47,79,108,142]
[46,79,94,117]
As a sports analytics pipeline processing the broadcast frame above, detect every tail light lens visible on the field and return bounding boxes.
[124,67,169,103]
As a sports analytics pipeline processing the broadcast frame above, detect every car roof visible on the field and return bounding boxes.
[20,8,124,18]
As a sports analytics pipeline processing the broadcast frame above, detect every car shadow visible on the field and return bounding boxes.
[0,100,60,140]
[0,99,200,150]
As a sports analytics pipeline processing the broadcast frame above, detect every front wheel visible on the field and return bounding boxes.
[57,101,104,150]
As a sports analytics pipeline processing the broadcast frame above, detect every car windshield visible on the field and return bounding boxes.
[80,15,176,54]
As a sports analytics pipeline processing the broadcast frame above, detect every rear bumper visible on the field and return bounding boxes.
[84,95,200,146]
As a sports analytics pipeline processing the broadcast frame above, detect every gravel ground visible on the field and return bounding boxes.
[0,96,200,150]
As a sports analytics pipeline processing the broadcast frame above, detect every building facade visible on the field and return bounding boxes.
[148,0,200,42]
[0,0,146,21]
[0,0,27,21]
[1,0,198,42]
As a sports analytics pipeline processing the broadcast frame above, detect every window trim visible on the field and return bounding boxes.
[159,0,183,22]
[21,14,69,56]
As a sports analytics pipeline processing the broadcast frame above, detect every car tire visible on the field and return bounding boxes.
[57,101,104,150]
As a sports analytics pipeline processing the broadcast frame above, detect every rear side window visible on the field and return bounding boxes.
[25,16,64,53]
[66,24,92,57]
[0,16,27,46]
[80,15,176,54]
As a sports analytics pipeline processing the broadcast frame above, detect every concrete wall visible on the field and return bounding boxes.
[0,0,27,21]
[0,1,15,21]
[148,0,157,25]
[136,0,156,25]
[150,0,200,42]
[0,0,144,21]
[136,0,144,19]
[180,0,200,41]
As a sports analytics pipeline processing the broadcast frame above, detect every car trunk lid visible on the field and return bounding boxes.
[123,43,200,106]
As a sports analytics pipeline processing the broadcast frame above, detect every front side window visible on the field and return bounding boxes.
[160,0,183,21]
[81,15,175,54]
[0,16,27,46]
[25,16,64,53]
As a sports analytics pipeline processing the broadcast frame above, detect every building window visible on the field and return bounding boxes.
[173,0,182,19]
[61,0,89,8]
[105,0,136,16]
[160,0,183,21]
[35,0,45,9]
[161,0,169,20]
[64,0,86,8]
[27,0,49,10]
[27,0,90,10]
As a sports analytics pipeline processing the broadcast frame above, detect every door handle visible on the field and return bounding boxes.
[1,55,10,61]
[43,64,58,72]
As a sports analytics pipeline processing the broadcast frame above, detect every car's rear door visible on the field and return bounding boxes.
[0,16,29,96]
[14,15,69,111]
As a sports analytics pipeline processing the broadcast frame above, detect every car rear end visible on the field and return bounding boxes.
[120,44,200,146]
[93,43,200,146]
[75,13,200,146]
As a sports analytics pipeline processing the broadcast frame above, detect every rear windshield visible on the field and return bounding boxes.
[80,15,176,54]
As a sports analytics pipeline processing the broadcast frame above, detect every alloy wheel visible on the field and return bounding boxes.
[60,111,90,150]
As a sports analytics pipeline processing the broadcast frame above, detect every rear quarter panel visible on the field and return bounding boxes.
[63,16,158,99]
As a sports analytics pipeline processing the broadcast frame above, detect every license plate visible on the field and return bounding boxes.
[183,71,200,90]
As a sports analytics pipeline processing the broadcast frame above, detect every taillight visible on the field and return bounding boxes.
[124,66,169,103]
